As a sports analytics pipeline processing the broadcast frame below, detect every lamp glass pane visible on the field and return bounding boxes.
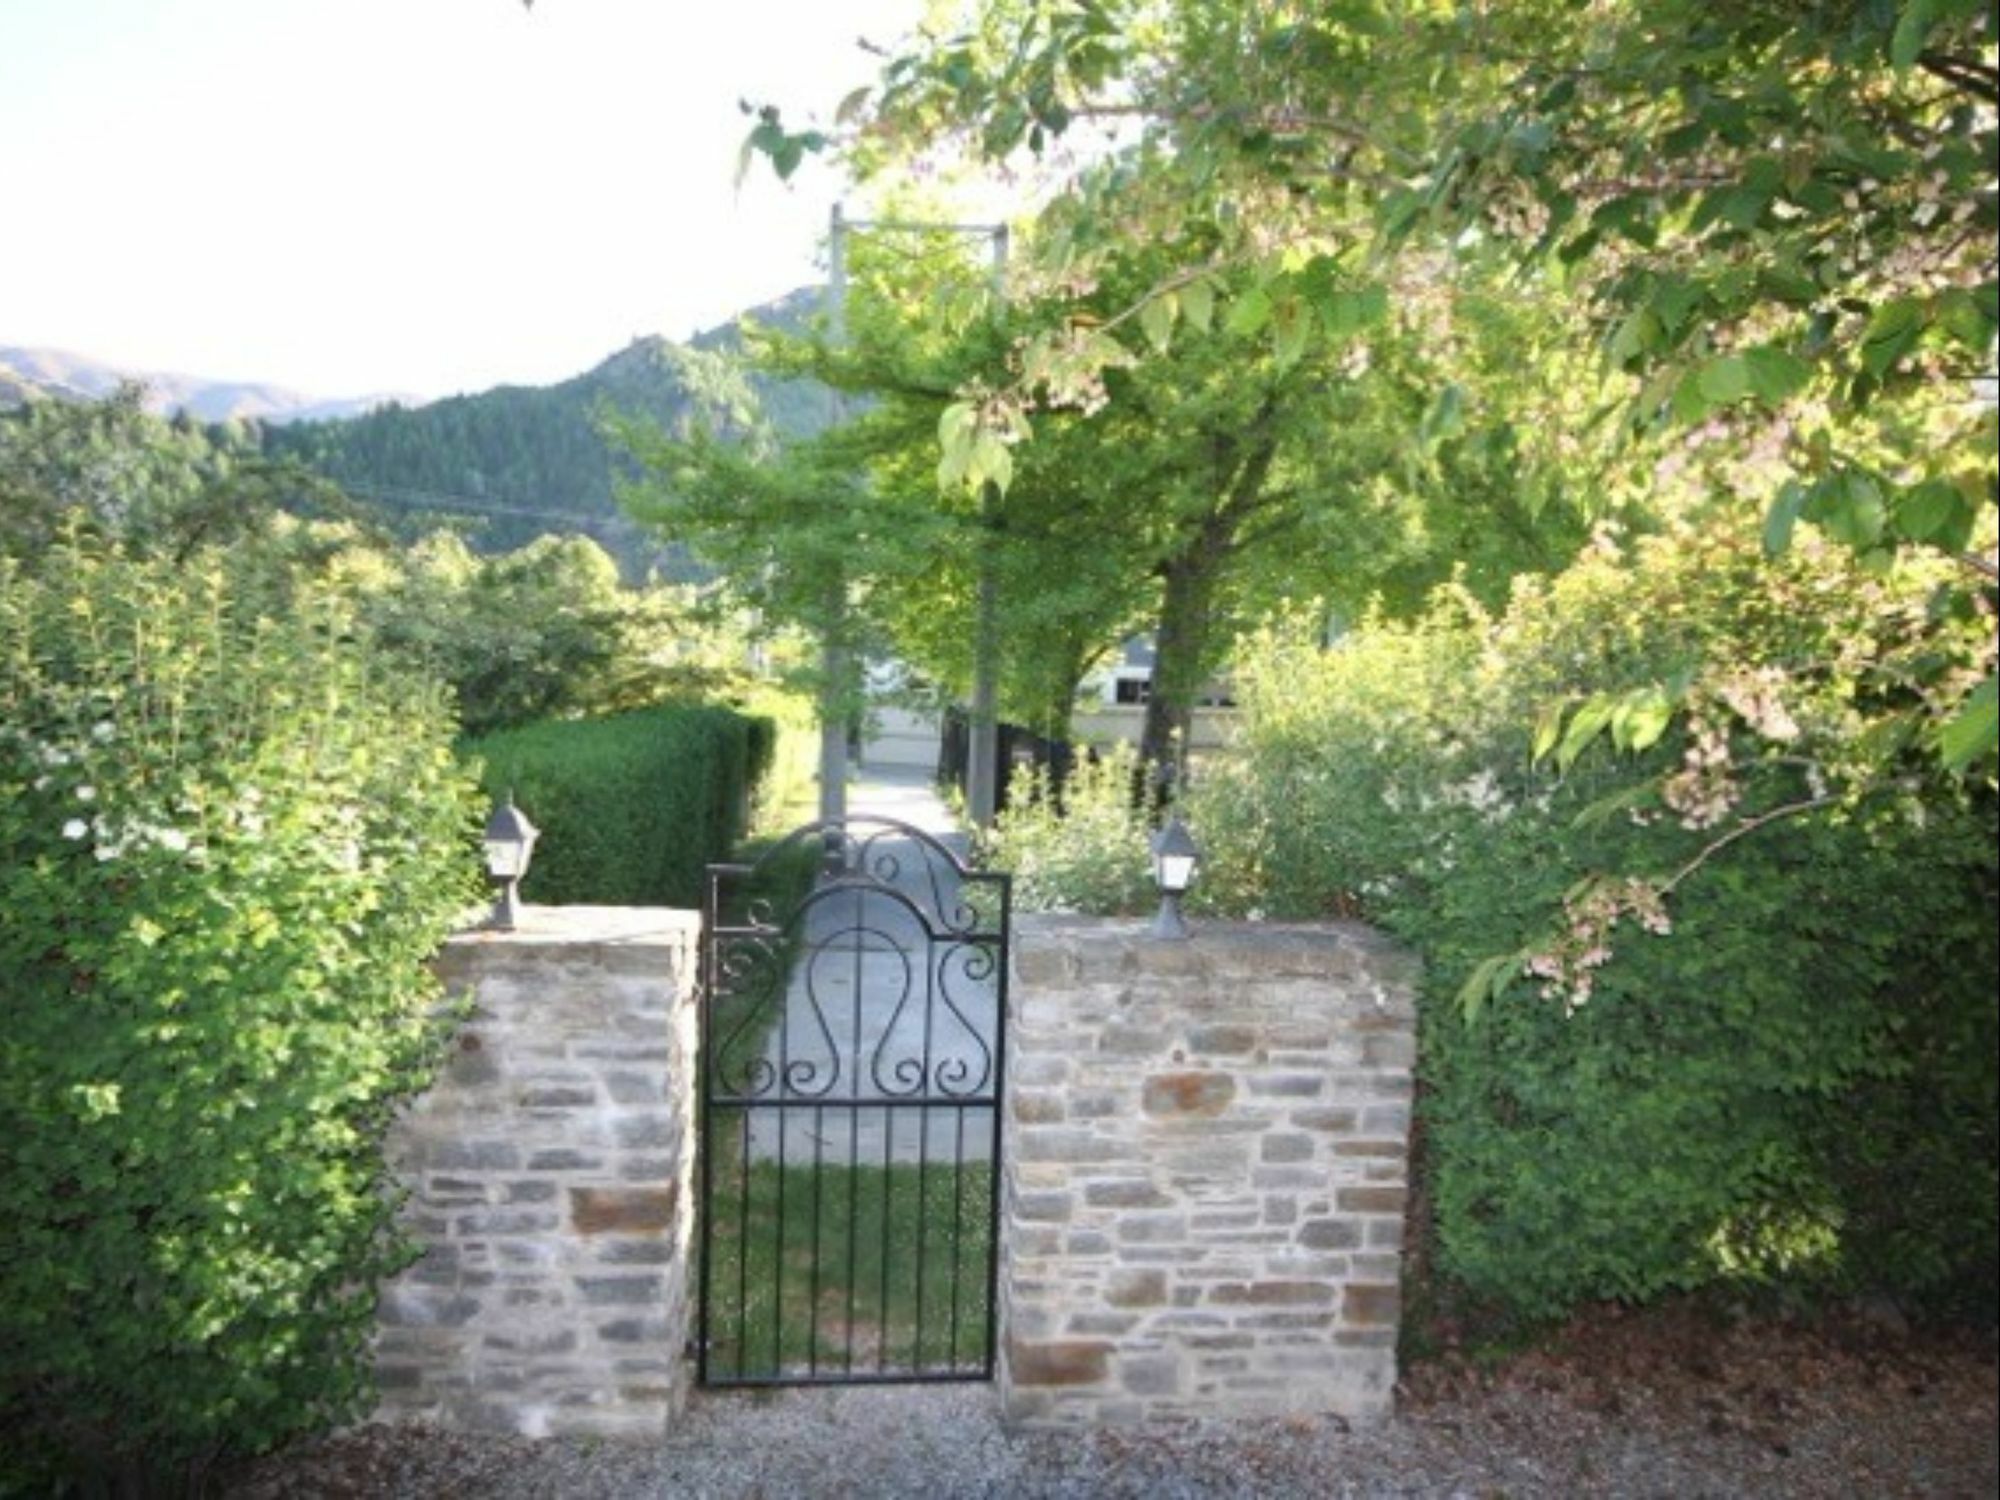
[486,840,525,878]
[1157,852,1196,892]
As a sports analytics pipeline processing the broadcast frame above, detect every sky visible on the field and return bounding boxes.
[0,0,930,400]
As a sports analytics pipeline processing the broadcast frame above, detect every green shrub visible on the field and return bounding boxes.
[0,542,482,1490]
[983,742,1156,914]
[1185,526,1997,1321]
[464,702,770,907]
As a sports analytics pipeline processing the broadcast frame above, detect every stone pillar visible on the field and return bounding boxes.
[1000,917,1418,1427]
[372,906,700,1439]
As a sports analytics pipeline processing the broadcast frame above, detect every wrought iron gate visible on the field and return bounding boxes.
[696,817,1010,1387]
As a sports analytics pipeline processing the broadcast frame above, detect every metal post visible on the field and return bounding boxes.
[819,210,1008,835]
[819,203,850,837]
[965,224,1010,834]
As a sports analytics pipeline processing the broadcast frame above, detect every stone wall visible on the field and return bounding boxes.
[1001,917,1418,1427]
[372,906,700,1438]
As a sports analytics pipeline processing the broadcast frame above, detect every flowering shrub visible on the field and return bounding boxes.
[1187,523,1997,1320]
[982,743,1156,914]
[0,541,482,1488]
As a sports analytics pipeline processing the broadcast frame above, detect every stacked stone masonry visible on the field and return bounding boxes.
[1001,917,1419,1427]
[373,907,699,1439]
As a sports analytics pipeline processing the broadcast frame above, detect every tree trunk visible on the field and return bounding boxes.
[1138,408,1282,801]
[1139,517,1230,797]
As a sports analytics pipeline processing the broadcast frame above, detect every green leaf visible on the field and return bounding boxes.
[1556,693,1616,772]
[937,401,978,447]
[969,432,1013,495]
[1225,285,1273,337]
[1179,278,1214,334]
[1569,781,1658,832]
[1891,0,1936,69]
[1935,287,1995,353]
[1938,673,1997,772]
[1622,684,1674,751]
[1652,279,1703,333]
[1694,182,1772,233]
[1743,346,1812,405]
[1859,298,1926,378]
[936,403,979,489]
[1764,479,1809,556]
[1819,472,1887,549]
[1670,368,1712,424]
[1896,478,1967,544]
[1455,951,1522,1023]
[1320,284,1389,341]
[834,86,872,125]
[1420,382,1468,449]
[1378,186,1425,240]
[1697,355,1753,404]
[1138,292,1178,354]
[1607,309,1664,368]
[1272,297,1312,368]
[1531,698,1567,763]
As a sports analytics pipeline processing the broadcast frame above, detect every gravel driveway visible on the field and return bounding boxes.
[227,1311,1997,1499]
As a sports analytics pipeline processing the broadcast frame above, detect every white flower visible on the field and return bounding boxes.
[76,785,96,803]
[91,721,114,742]
[62,818,89,840]
[154,828,191,854]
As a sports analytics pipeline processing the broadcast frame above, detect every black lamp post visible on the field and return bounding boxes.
[483,793,539,931]
[1149,813,1200,940]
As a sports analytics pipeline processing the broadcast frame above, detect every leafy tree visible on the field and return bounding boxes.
[747,0,1998,772]
[1,383,368,562]
[619,193,1603,777]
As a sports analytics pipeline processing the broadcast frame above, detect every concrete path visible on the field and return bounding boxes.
[847,765,966,847]
[742,769,1000,1165]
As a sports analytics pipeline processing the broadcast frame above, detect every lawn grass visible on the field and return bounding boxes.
[700,1111,996,1383]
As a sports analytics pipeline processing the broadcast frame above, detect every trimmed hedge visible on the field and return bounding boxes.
[464,702,772,908]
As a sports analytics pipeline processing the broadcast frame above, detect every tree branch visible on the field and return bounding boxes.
[1956,548,1999,582]
[1065,101,1420,173]
[1919,50,2000,105]
[1661,794,1841,895]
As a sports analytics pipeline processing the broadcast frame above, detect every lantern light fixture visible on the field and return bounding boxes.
[1149,813,1200,940]
[483,792,539,931]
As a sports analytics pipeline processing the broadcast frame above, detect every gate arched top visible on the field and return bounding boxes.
[713,814,1004,939]
[739,814,979,879]
[772,870,997,945]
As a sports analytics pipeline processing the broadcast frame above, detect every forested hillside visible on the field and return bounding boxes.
[263,288,829,575]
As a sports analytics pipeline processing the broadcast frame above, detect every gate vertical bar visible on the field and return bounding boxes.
[695,867,717,1389]
[981,873,1012,1376]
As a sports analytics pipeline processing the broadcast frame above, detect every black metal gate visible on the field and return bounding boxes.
[696,817,1010,1387]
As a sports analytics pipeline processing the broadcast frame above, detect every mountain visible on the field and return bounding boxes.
[261,287,832,576]
[0,345,411,424]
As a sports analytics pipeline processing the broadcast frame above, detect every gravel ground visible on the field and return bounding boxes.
[228,1311,1996,1499]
